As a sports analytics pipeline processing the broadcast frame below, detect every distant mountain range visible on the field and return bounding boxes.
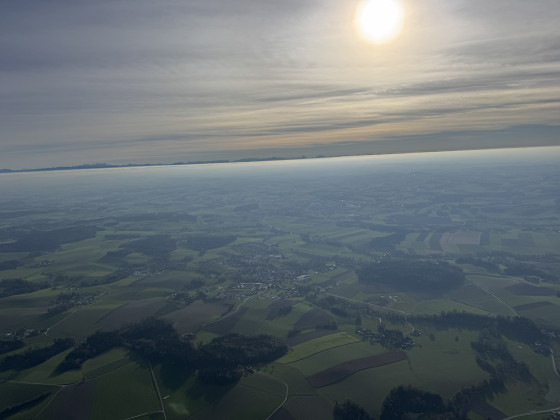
[0,156,319,173]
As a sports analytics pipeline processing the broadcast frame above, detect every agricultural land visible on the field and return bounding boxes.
[0,149,560,419]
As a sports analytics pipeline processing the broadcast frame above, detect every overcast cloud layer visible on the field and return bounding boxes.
[1,0,560,168]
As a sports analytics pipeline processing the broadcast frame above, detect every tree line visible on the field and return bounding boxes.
[0,338,74,372]
[334,384,472,420]
[0,278,49,298]
[0,339,24,355]
[57,318,287,385]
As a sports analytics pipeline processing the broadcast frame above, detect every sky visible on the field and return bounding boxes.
[1,0,560,169]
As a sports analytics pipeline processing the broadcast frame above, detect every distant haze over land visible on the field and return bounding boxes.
[1,146,560,418]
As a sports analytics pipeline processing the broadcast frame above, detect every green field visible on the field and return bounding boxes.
[278,332,360,364]
[187,373,285,420]
[288,341,388,376]
[89,364,161,419]
[0,382,58,420]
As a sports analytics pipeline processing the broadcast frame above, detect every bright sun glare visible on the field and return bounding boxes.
[356,0,404,44]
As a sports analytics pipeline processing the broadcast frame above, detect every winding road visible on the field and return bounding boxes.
[265,377,289,420]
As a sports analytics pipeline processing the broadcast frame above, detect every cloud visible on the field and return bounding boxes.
[0,0,559,168]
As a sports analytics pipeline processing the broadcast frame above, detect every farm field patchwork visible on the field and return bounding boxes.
[1,150,559,418]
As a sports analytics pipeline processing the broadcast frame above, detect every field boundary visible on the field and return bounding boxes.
[282,337,359,365]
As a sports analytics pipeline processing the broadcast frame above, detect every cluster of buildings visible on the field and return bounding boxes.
[4,328,44,340]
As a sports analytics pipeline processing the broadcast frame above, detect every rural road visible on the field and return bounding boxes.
[149,361,168,420]
[198,291,262,332]
[551,349,559,377]
[470,279,519,317]
[502,406,560,419]
[265,377,289,420]
[44,308,79,336]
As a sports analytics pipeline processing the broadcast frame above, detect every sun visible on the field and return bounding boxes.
[355,0,404,44]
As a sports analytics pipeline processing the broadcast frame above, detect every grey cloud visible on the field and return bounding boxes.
[443,37,560,68]
[0,0,320,72]
[128,97,560,142]
[382,69,560,97]
[451,0,560,27]
[256,87,369,103]
[1,0,560,168]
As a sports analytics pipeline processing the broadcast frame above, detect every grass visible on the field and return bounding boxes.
[308,351,407,387]
[82,347,130,378]
[15,348,83,385]
[194,330,220,345]
[282,395,333,419]
[0,382,57,413]
[187,373,285,420]
[405,329,490,396]
[19,349,144,419]
[491,381,552,418]
[328,281,369,298]
[413,298,490,315]
[95,299,169,331]
[0,288,60,309]
[317,330,491,417]
[46,301,125,339]
[278,332,360,364]
[488,338,560,415]
[468,274,520,291]
[446,283,514,315]
[312,268,356,284]
[126,287,171,300]
[104,283,168,301]
[0,308,48,334]
[265,363,316,395]
[157,372,233,419]
[515,302,560,327]
[287,340,386,376]
[85,358,132,380]
[89,363,161,419]
[201,306,249,335]
[162,300,230,334]
[230,299,273,335]
[318,361,416,416]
